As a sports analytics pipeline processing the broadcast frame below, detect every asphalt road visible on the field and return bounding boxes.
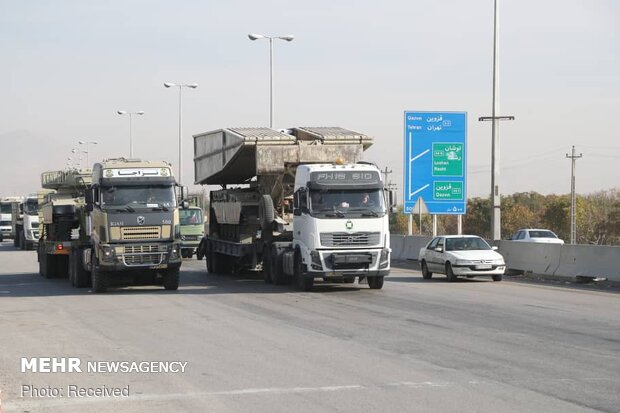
[1,241,619,413]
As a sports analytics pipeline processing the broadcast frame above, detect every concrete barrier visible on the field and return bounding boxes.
[390,235,406,260]
[392,235,432,261]
[497,240,620,282]
[555,244,620,281]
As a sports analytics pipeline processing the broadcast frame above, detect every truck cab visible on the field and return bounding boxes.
[179,206,204,258]
[291,163,390,287]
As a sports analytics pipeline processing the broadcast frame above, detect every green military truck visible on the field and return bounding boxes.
[38,158,183,292]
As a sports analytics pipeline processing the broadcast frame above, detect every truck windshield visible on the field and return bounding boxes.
[180,209,203,225]
[24,200,38,215]
[309,188,385,217]
[101,185,176,209]
[0,204,12,214]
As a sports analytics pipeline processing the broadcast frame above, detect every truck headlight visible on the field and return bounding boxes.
[309,250,322,271]
[101,245,114,262]
[169,244,180,259]
[379,248,390,268]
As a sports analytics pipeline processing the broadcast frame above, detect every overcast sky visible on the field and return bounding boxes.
[1,0,618,200]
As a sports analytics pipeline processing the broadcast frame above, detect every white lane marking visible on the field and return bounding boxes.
[387,381,450,388]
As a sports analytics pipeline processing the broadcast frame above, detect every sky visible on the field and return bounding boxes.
[1,0,618,200]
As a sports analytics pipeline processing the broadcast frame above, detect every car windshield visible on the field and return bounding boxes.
[101,185,176,209]
[529,230,557,238]
[309,188,385,217]
[445,237,492,251]
[180,209,203,225]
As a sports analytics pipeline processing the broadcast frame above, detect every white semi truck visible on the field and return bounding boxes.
[12,194,40,250]
[1,196,23,242]
[194,127,393,291]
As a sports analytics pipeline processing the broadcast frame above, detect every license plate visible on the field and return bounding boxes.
[476,264,492,270]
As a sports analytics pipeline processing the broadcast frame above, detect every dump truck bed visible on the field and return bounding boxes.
[193,127,373,185]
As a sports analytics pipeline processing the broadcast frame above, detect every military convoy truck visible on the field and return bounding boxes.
[194,127,393,291]
[38,158,182,292]
[12,194,40,250]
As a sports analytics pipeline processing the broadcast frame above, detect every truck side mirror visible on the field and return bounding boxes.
[181,201,189,209]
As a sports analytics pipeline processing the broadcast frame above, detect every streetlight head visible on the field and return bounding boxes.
[164,82,175,88]
[117,110,126,115]
[248,33,264,40]
[188,83,198,89]
[136,111,145,115]
[279,35,294,42]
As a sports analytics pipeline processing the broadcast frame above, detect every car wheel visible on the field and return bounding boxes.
[445,262,457,282]
[421,261,432,279]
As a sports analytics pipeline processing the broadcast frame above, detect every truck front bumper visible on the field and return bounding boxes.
[305,248,391,277]
[97,242,182,272]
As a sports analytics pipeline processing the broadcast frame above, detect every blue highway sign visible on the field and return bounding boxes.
[403,111,467,214]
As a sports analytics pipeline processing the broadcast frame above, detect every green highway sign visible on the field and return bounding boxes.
[433,181,463,201]
[432,143,463,176]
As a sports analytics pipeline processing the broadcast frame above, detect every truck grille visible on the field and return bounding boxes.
[320,232,381,247]
[123,253,164,266]
[124,244,160,254]
[121,226,161,240]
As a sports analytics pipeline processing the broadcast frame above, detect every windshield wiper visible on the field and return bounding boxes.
[349,207,379,217]
[114,205,135,213]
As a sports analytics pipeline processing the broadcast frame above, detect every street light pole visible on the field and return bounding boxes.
[478,0,514,241]
[117,110,144,158]
[248,33,294,128]
[78,140,98,167]
[164,82,198,189]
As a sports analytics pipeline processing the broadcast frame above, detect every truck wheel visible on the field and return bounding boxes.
[446,262,457,282]
[262,245,273,284]
[74,249,90,288]
[163,268,180,290]
[294,251,313,292]
[492,274,503,282]
[421,261,433,279]
[196,241,205,260]
[91,262,108,293]
[259,195,275,232]
[206,247,215,273]
[368,276,384,289]
[39,248,48,278]
[270,247,286,285]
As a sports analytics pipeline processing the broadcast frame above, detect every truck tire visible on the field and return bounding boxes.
[262,245,273,284]
[259,195,275,232]
[163,268,180,290]
[294,251,313,292]
[72,248,90,288]
[492,274,502,282]
[14,229,20,248]
[206,247,215,274]
[39,248,48,278]
[270,246,286,285]
[91,262,108,293]
[368,276,384,289]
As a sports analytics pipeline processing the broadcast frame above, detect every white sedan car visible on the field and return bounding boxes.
[418,235,506,282]
[509,229,564,244]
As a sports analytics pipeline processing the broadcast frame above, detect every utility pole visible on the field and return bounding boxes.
[566,145,582,244]
[478,0,514,241]
[381,167,393,184]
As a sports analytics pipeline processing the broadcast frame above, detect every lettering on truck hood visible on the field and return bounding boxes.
[107,211,174,227]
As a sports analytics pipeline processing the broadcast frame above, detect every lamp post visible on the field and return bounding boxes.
[70,149,85,169]
[164,83,198,188]
[248,33,294,128]
[78,140,98,167]
[116,110,145,158]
